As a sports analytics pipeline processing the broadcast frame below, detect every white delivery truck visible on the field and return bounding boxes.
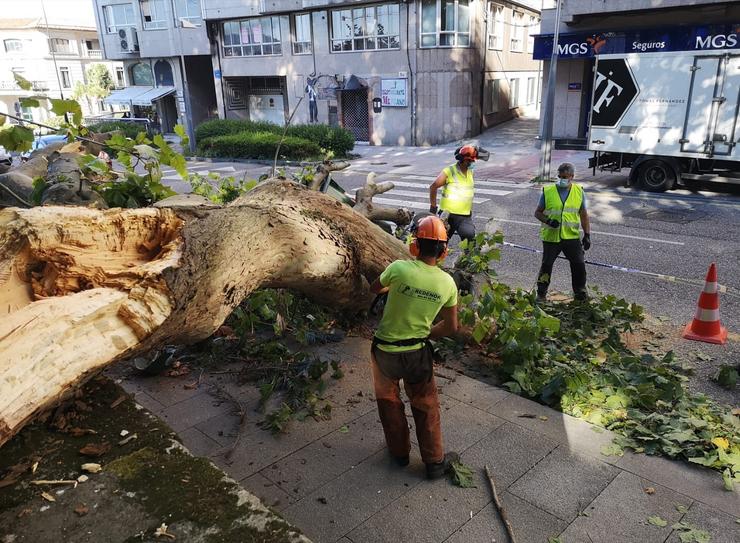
[588,51,740,191]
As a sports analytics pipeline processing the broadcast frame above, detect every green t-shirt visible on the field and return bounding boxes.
[375,259,458,353]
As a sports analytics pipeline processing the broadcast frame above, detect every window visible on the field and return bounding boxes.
[130,62,153,86]
[527,77,536,104]
[292,13,312,54]
[487,79,500,114]
[115,66,125,86]
[174,0,201,25]
[527,16,539,54]
[223,17,282,57]
[421,0,470,48]
[509,78,519,108]
[103,4,136,33]
[4,39,23,53]
[59,67,71,88]
[49,38,75,54]
[330,4,400,52]
[85,40,101,50]
[510,11,524,52]
[141,0,167,30]
[487,3,503,50]
[20,105,33,122]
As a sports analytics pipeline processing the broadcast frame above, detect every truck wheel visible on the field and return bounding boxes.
[637,160,676,192]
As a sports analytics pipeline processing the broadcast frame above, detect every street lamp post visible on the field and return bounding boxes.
[538,0,564,182]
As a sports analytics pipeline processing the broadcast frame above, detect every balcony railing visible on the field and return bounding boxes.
[85,49,103,58]
[0,80,49,91]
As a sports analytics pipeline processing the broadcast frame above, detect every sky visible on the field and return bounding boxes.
[0,0,97,28]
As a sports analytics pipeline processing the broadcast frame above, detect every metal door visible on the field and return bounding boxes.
[713,55,740,156]
[340,90,369,141]
[682,57,722,153]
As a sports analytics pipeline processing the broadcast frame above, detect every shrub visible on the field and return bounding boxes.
[199,131,321,160]
[194,119,280,141]
[88,120,145,139]
[194,119,355,157]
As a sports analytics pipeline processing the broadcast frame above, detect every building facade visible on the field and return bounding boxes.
[203,0,542,145]
[0,17,122,125]
[92,0,218,136]
[535,0,740,146]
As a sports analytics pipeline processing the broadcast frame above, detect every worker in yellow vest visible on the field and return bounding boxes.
[429,145,488,242]
[534,163,591,301]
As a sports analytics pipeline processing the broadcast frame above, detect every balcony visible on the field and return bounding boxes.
[0,80,49,92]
[84,49,104,59]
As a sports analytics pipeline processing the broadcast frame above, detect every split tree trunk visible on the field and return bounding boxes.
[0,180,407,447]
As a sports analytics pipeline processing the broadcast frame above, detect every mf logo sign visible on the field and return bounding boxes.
[591,59,639,128]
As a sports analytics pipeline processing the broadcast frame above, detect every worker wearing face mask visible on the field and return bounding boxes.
[534,162,591,301]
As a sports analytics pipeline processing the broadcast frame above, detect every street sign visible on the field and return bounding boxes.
[591,59,639,128]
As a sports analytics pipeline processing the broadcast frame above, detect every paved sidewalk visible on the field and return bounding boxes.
[348,117,593,183]
[108,336,739,543]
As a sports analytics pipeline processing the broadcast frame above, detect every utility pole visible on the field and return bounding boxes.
[538,0,563,181]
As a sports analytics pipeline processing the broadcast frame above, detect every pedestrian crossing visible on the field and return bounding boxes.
[347,173,530,211]
[160,162,250,181]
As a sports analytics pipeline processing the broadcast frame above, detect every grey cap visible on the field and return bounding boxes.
[557,162,575,177]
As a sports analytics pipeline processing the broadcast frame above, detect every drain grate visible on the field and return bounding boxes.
[626,208,706,224]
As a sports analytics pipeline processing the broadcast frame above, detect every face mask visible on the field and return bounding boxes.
[556,178,570,188]
[468,162,476,170]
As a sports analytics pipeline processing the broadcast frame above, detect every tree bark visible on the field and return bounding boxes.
[354,172,414,226]
[0,180,407,447]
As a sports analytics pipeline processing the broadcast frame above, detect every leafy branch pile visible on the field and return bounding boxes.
[224,289,347,434]
[457,233,740,490]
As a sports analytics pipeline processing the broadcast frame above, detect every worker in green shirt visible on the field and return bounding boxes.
[534,162,591,301]
[370,216,460,479]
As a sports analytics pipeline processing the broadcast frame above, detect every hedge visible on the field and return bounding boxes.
[194,119,354,157]
[88,120,146,139]
[199,131,322,161]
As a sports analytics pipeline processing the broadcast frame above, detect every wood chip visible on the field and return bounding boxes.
[644,487,655,494]
[81,463,102,473]
[74,504,89,517]
[79,442,111,457]
[31,480,78,488]
[41,491,56,502]
[17,508,32,518]
[109,394,127,409]
[77,475,89,483]
[68,427,98,437]
[118,433,138,446]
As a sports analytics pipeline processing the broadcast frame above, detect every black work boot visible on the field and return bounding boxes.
[425,452,460,480]
[392,455,410,467]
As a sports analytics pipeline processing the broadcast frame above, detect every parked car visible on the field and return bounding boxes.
[20,134,68,160]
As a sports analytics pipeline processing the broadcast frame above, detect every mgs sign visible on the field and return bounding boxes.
[591,59,640,128]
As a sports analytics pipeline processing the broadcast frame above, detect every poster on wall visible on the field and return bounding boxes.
[381,78,407,107]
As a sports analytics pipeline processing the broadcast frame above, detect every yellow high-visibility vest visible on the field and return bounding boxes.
[439,163,474,215]
[540,183,583,242]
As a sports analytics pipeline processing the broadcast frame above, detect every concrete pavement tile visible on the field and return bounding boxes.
[242,473,297,512]
[178,427,223,457]
[438,373,511,412]
[486,392,624,465]
[282,450,423,543]
[411,394,505,453]
[444,491,567,543]
[346,471,491,543]
[508,445,620,522]
[209,403,370,481]
[559,471,689,543]
[125,373,203,407]
[260,410,386,499]
[131,391,166,414]
[461,422,559,489]
[616,450,740,517]
[665,500,740,543]
[159,391,230,432]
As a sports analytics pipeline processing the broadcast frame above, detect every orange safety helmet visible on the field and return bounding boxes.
[455,145,478,162]
[409,215,449,261]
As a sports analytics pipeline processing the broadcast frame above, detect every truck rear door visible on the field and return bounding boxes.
[713,55,740,157]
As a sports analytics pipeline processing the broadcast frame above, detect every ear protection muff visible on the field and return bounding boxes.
[409,238,420,258]
[409,238,448,262]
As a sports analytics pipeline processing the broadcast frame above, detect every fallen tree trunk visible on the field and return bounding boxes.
[0,180,407,447]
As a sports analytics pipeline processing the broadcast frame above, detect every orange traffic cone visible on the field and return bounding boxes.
[683,263,727,345]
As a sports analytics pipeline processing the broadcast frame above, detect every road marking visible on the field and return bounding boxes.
[384,189,489,204]
[483,218,685,246]
[212,166,237,172]
[387,181,512,196]
[372,197,434,210]
[399,174,528,189]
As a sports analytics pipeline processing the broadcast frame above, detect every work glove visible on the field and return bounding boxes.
[545,218,560,228]
[429,205,438,214]
[582,233,591,251]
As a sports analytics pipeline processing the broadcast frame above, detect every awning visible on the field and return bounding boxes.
[103,86,152,106]
[130,86,176,106]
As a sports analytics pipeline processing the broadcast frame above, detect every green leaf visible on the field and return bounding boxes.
[0,114,5,126]
[472,321,491,344]
[19,97,41,108]
[675,504,689,514]
[49,98,82,125]
[648,516,668,527]
[30,177,48,205]
[600,443,624,457]
[13,71,32,90]
[338,425,349,433]
[722,468,734,491]
[715,365,738,389]
[539,314,561,333]
[449,461,476,488]
[0,124,34,152]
